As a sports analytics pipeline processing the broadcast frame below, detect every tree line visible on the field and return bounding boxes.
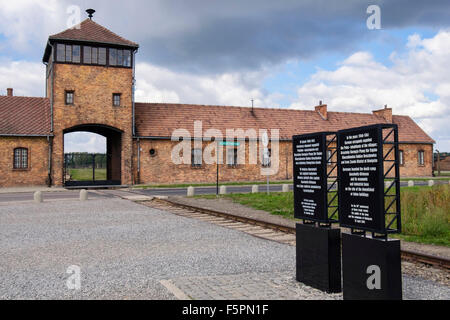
[64,153,107,169]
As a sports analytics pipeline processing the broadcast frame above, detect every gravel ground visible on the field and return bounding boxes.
[0,198,448,300]
[0,198,294,299]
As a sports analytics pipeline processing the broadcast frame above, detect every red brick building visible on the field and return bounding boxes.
[0,18,435,187]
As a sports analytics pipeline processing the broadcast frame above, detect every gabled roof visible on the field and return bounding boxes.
[43,19,138,62]
[0,96,51,136]
[49,18,138,47]
[134,103,435,144]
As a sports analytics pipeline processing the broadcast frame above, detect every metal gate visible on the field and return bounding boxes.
[64,153,114,187]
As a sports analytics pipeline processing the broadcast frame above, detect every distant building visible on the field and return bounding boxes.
[0,15,435,187]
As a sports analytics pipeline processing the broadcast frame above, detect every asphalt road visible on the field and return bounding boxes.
[0,180,446,203]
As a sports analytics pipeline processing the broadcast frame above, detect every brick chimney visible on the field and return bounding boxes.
[315,102,327,120]
[7,88,13,96]
[373,105,392,123]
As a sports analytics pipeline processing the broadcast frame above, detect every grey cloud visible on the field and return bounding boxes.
[5,0,450,73]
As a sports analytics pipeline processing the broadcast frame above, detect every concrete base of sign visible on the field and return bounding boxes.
[342,233,402,300]
[296,223,342,293]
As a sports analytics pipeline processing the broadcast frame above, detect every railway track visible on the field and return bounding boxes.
[142,198,450,271]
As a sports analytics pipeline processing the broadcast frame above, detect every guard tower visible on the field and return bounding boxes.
[42,9,139,186]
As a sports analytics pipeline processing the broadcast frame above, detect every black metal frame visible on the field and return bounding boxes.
[338,124,401,239]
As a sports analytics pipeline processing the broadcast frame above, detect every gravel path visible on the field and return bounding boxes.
[0,198,448,300]
[0,198,294,299]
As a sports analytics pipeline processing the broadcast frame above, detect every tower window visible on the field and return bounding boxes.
[65,91,74,105]
[109,48,131,67]
[113,93,121,107]
[98,48,106,65]
[14,148,28,169]
[56,44,80,63]
[57,44,65,62]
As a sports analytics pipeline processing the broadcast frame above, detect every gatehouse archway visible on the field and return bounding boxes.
[63,124,123,186]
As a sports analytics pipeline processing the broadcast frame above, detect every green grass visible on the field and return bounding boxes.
[69,168,107,181]
[135,180,293,189]
[197,185,450,247]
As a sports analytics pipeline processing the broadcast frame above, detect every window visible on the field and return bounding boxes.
[418,151,425,166]
[57,44,66,62]
[109,48,131,67]
[327,149,333,165]
[98,48,106,65]
[14,148,28,169]
[262,148,271,167]
[72,45,80,63]
[113,93,121,107]
[65,91,74,105]
[83,46,92,64]
[399,150,404,166]
[191,148,202,167]
[56,44,80,63]
[227,147,238,167]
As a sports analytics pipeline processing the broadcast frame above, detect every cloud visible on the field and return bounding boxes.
[291,30,450,150]
[1,1,450,73]
[135,62,282,107]
[64,132,106,153]
[0,59,45,96]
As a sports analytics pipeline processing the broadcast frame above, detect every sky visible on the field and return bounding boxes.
[0,0,449,152]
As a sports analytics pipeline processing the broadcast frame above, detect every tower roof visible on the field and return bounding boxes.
[43,18,138,62]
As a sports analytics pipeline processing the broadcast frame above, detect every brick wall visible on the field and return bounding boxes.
[50,63,134,186]
[134,139,293,185]
[134,139,433,185]
[0,137,50,187]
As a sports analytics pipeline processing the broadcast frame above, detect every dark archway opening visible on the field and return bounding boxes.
[63,124,122,187]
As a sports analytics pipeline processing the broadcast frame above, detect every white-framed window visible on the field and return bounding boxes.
[113,93,121,107]
[418,150,425,166]
[65,91,74,105]
[14,148,28,169]
[227,147,238,167]
[191,148,202,167]
[399,150,404,166]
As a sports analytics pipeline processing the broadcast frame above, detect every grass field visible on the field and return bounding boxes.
[69,168,107,181]
[197,185,450,247]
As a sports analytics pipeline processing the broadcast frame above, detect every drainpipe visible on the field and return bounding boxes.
[137,138,141,184]
[47,135,53,187]
[132,48,138,137]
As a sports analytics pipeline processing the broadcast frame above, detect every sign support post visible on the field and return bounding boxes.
[337,124,402,300]
[293,132,341,293]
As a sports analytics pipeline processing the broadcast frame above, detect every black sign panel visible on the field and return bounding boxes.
[337,125,385,233]
[293,132,331,222]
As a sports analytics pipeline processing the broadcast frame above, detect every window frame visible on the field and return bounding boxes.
[65,90,75,105]
[191,148,203,168]
[227,147,239,168]
[112,93,121,107]
[418,150,425,166]
[54,43,132,68]
[13,147,29,170]
[399,150,404,166]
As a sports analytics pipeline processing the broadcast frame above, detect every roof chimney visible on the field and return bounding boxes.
[373,105,393,123]
[7,88,13,97]
[315,102,327,120]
